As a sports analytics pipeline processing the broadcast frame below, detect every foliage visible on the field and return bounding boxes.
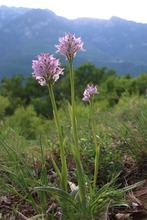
[0,65,147,119]
[0,34,147,219]
[6,105,49,139]
[0,137,51,214]
[112,95,147,162]
[0,95,10,119]
[0,94,146,218]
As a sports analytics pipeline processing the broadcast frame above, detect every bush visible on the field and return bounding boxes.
[0,95,10,119]
[6,105,44,139]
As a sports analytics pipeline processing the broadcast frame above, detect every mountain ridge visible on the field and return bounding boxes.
[0,6,147,79]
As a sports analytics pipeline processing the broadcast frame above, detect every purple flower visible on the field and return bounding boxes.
[32,53,64,86]
[55,33,85,61]
[82,84,99,102]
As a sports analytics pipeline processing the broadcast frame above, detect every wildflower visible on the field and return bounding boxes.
[55,33,85,61]
[82,84,98,102]
[32,53,64,86]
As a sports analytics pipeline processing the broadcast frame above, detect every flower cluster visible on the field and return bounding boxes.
[56,33,85,61]
[32,53,64,86]
[82,84,98,102]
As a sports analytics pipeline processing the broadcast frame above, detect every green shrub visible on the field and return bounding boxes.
[0,95,10,119]
[6,105,44,139]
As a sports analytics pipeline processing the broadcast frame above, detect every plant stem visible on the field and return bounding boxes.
[68,60,86,207]
[90,99,100,189]
[47,83,67,192]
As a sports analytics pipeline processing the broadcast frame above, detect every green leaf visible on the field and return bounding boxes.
[121,180,146,193]
[34,186,77,207]
[50,155,62,181]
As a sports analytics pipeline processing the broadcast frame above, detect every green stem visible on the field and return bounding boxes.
[68,60,86,207]
[93,138,100,189]
[90,99,100,189]
[47,83,67,192]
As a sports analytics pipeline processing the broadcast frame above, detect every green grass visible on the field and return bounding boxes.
[0,95,146,219]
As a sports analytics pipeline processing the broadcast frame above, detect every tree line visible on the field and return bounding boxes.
[0,62,147,119]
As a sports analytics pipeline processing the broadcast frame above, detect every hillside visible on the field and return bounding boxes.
[0,5,147,78]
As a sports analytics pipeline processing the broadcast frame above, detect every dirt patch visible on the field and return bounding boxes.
[108,154,147,220]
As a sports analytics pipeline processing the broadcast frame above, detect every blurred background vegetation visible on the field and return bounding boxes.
[0,62,146,121]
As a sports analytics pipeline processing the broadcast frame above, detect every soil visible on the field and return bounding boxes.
[0,153,147,220]
[108,154,147,220]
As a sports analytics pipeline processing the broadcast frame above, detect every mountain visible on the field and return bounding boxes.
[0,5,147,79]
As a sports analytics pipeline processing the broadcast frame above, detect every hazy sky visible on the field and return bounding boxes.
[0,0,147,23]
